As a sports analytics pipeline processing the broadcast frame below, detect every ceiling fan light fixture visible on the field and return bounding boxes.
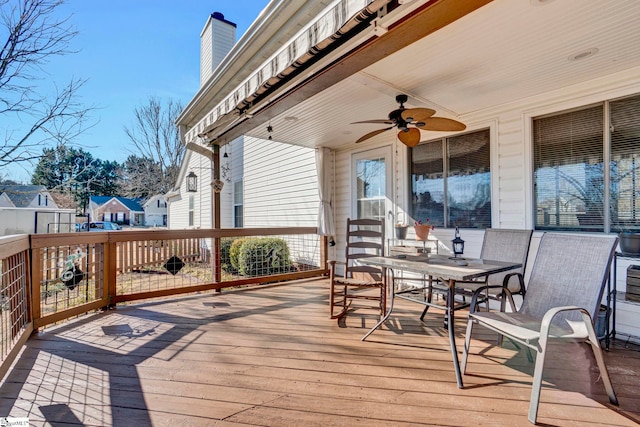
[352,94,465,146]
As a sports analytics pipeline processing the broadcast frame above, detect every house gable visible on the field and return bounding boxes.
[0,185,58,209]
[0,192,15,207]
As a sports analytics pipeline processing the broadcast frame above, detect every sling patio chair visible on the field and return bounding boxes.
[461,233,619,424]
[417,228,533,321]
[452,228,533,311]
[329,218,386,319]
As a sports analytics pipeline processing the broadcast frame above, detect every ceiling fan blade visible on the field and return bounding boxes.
[352,119,394,125]
[355,127,393,143]
[397,128,421,147]
[401,108,436,122]
[420,117,467,132]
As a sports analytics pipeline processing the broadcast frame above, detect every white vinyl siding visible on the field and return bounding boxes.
[199,23,212,86]
[242,136,318,228]
[168,151,213,229]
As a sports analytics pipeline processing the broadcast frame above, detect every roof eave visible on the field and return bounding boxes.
[176,0,328,128]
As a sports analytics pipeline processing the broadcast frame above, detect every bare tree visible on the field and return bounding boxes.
[119,155,161,199]
[0,0,94,167]
[123,96,185,195]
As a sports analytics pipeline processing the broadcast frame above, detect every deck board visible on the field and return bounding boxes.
[0,277,638,426]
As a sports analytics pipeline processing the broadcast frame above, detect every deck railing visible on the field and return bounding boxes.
[0,227,327,378]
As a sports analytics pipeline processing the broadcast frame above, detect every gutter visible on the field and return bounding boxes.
[177,0,327,127]
[191,0,394,146]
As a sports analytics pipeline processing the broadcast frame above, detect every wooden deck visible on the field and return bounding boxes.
[0,277,638,426]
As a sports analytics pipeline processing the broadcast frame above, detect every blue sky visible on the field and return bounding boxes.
[4,0,269,182]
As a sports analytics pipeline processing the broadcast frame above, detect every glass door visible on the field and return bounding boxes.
[351,146,393,226]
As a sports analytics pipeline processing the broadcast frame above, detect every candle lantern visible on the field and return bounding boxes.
[452,226,465,257]
[186,171,198,192]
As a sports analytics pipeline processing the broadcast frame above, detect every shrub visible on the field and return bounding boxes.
[229,237,249,271]
[220,237,236,272]
[234,237,292,277]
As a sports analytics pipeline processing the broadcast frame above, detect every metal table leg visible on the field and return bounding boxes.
[361,270,464,389]
[446,278,464,389]
[362,266,394,341]
[612,253,617,342]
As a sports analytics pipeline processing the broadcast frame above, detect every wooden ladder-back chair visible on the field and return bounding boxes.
[461,233,619,424]
[329,218,386,319]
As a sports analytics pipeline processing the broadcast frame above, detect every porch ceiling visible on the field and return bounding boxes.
[239,0,640,150]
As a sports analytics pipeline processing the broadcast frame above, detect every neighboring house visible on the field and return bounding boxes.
[0,185,74,234]
[89,196,144,226]
[143,194,168,227]
[0,185,58,209]
[0,191,14,208]
[174,2,640,338]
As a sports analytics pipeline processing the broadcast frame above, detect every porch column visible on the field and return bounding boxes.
[212,146,222,284]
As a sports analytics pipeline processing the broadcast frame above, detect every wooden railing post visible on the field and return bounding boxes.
[105,240,117,308]
[29,242,42,330]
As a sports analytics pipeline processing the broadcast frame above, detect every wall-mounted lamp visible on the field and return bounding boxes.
[186,171,198,192]
[267,124,273,140]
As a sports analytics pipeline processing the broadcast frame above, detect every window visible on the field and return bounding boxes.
[411,129,491,228]
[188,195,194,227]
[533,94,640,232]
[353,147,393,224]
[233,181,243,227]
[610,95,640,232]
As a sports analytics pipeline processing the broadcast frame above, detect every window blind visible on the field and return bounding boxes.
[411,129,491,229]
[611,94,640,232]
[533,105,604,231]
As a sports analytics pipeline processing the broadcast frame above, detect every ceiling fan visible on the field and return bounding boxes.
[352,94,466,147]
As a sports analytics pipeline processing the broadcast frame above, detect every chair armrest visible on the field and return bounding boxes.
[328,260,347,280]
[540,305,593,331]
[327,260,346,268]
[539,305,593,340]
[469,285,514,314]
[502,272,525,295]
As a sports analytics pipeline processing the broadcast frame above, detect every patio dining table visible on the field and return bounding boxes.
[360,254,522,389]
